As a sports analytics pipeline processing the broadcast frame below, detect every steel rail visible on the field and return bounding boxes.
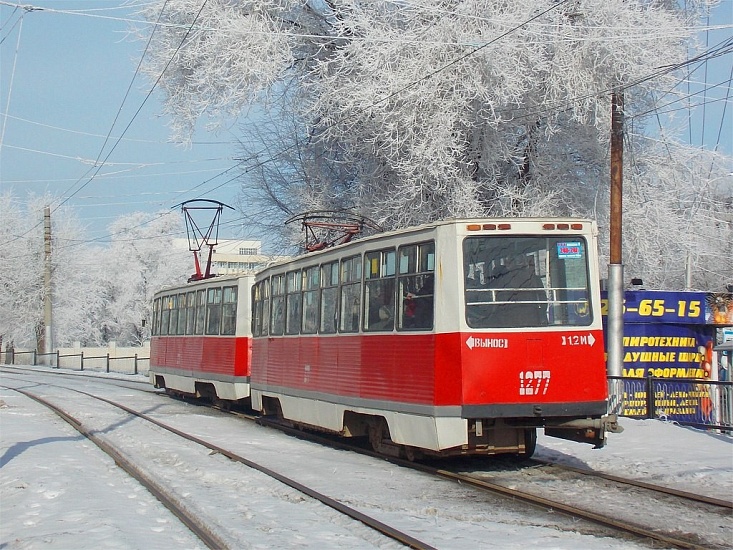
[0,377,436,550]
[408,462,719,550]
[531,457,733,510]
[260,418,722,550]
[3,385,229,550]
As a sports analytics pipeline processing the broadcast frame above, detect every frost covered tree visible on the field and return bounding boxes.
[0,193,107,349]
[47,210,108,346]
[601,144,732,290]
[0,195,192,350]
[137,0,732,290]
[100,211,191,345]
[0,193,46,349]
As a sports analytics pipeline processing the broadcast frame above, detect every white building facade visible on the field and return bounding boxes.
[173,239,287,275]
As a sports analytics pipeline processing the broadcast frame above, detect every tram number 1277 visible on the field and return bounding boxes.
[519,370,551,396]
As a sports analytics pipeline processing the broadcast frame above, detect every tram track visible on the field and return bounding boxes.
[423,462,731,550]
[259,414,732,511]
[4,368,731,549]
[0,372,437,550]
[4,384,229,550]
[259,418,733,549]
[529,457,733,510]
[0,364,155,391]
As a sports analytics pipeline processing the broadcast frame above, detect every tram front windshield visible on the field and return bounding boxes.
[463,236,592,328]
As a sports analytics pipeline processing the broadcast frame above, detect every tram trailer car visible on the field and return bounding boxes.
[150,218,621,459]
[149,274,254,405]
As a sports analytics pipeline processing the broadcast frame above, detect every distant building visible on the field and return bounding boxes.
[173,239,287,275]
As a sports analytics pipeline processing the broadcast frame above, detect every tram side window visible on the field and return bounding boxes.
[221,286,238,335]
[261,279,270,336]
[163,296,171,335]
[168,294,180,336]
[194,289,206,335]
[152,298,160,336]
[270,274,285,335]
[364,249,396,332]
[339,255,362,333]
[176,293,187,335]
[320,261,339,334]
[301,266,320,334]
[159,298,167,336]
[252,282,262,336]
[206,287,223,335]
[168,295,180,335]
[251,279,270,336]
[398,242,435,330]
[185,292,196,335]
[286,270,301,335]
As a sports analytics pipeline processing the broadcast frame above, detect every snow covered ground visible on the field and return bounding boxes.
[1,367,731,549]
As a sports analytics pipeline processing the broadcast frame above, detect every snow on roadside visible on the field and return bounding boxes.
[1,366,731,549]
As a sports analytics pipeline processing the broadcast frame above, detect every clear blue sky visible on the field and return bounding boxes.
[0,0,245,242]
[1,0,731,244]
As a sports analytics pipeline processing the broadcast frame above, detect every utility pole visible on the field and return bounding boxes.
[607,91,624,388]
[37,206,53,363]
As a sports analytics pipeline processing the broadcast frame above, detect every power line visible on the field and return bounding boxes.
[3,164,237,185]
[3,0,730,47]
[89,0,171,176]
[0,9,22,149]
[2,0,212,249]
[51,0,191,213]
[713,62,733,152]
[630,78,732,119]
[0,4,22,44]
[0,111,232,144]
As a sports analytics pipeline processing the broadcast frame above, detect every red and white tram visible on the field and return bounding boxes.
[150,274,254,404]
[150,218,620,458]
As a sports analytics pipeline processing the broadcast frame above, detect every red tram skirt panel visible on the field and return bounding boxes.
[150,335,251,400]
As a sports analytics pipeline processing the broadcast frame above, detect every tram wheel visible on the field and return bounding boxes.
[403,446,423,462]
[368,419,388,454]
[515,428,537,461]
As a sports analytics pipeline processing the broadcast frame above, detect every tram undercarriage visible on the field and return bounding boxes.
[254,391,620,460]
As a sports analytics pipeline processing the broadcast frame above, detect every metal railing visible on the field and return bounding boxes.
[3,348,149,376]
[609,375,733,431]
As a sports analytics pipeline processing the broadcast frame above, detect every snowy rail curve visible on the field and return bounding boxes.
[1,370,436,550]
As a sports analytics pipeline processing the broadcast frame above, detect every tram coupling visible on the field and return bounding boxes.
[545,414,624,449]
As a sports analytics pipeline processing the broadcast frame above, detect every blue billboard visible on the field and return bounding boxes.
[601,290,732,422]
[599,290,732,378]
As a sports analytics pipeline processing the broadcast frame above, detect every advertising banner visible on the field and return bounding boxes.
[601,290,732,423]
[600,290,725,379]
[601,290,733,326]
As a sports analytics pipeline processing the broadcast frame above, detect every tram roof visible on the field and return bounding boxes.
[153,271,257,297]
[259,216,597,273]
